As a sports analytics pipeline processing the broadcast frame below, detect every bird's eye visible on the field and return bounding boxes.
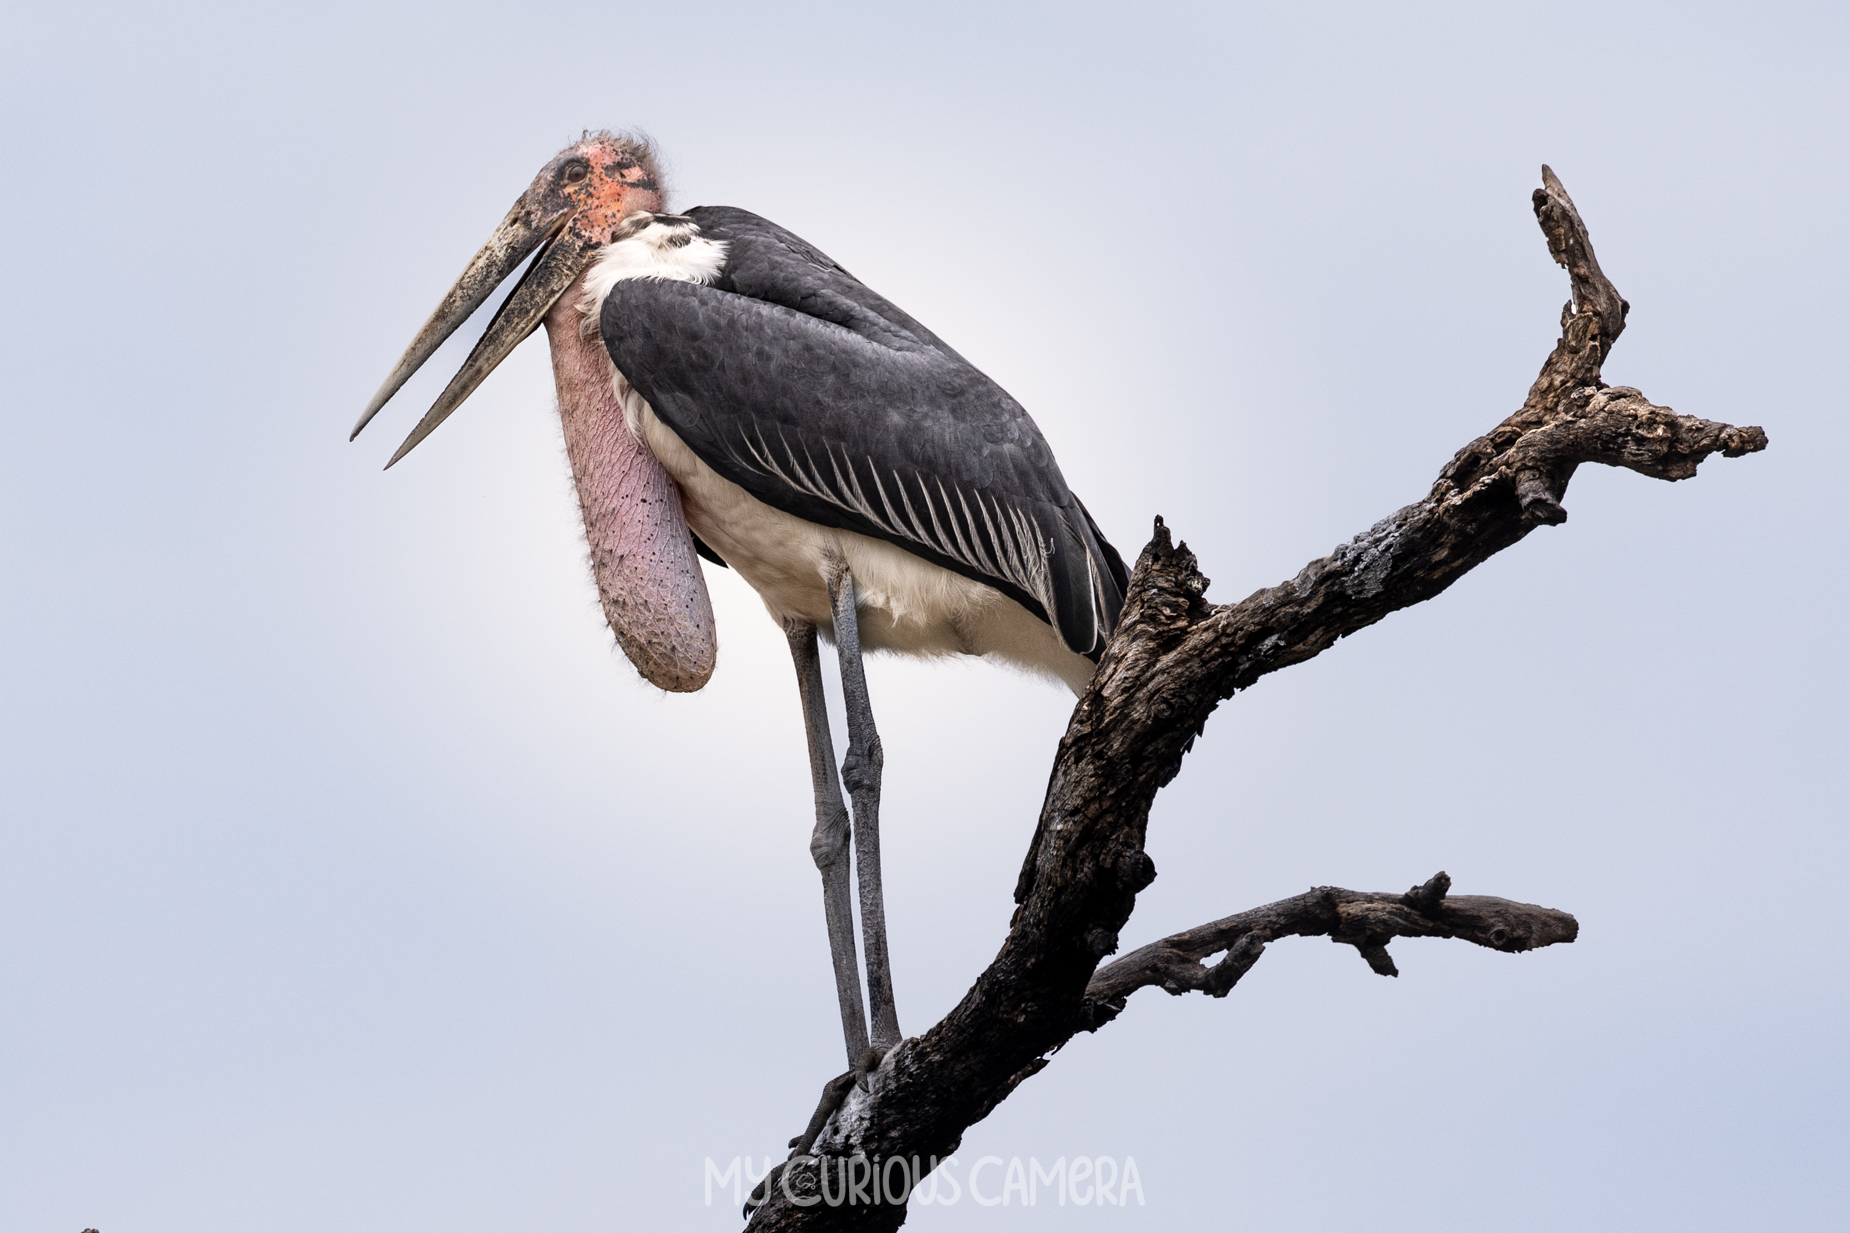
[561,160,591,185]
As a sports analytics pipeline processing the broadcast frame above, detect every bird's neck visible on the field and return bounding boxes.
[542,277,625,444]
[540,273,717,692]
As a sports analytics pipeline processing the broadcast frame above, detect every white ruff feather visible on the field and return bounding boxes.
[576,214,728,323]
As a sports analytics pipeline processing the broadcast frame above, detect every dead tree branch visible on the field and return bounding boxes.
[743,167,1765,1230]
[1082,871,1579,1018]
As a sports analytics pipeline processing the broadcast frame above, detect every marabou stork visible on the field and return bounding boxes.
[353,132,1129,1088]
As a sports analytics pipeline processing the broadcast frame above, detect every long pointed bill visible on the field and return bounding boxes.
[380,230,600,468]
[351,200,568,443]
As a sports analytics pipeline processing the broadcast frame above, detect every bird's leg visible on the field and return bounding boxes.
[828,569,902,1051]
[785,622,871,1070]
[752,628,879,1221]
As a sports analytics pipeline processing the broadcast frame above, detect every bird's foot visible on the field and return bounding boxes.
[743,1049,888,1219]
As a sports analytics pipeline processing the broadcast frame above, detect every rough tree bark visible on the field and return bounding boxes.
[742,168,1766,1229]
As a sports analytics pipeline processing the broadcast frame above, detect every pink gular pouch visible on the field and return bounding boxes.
[547,289,717,693]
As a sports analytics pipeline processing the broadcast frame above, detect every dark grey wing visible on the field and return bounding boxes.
[599,206,1127,659]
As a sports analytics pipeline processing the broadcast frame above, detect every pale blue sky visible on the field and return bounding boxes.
[2,2,1845,1229]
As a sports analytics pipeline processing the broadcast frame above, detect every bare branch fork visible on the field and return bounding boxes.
[743,168,1766,1229]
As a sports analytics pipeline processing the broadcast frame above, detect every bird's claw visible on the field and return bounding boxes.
[744,1163,785,1220]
